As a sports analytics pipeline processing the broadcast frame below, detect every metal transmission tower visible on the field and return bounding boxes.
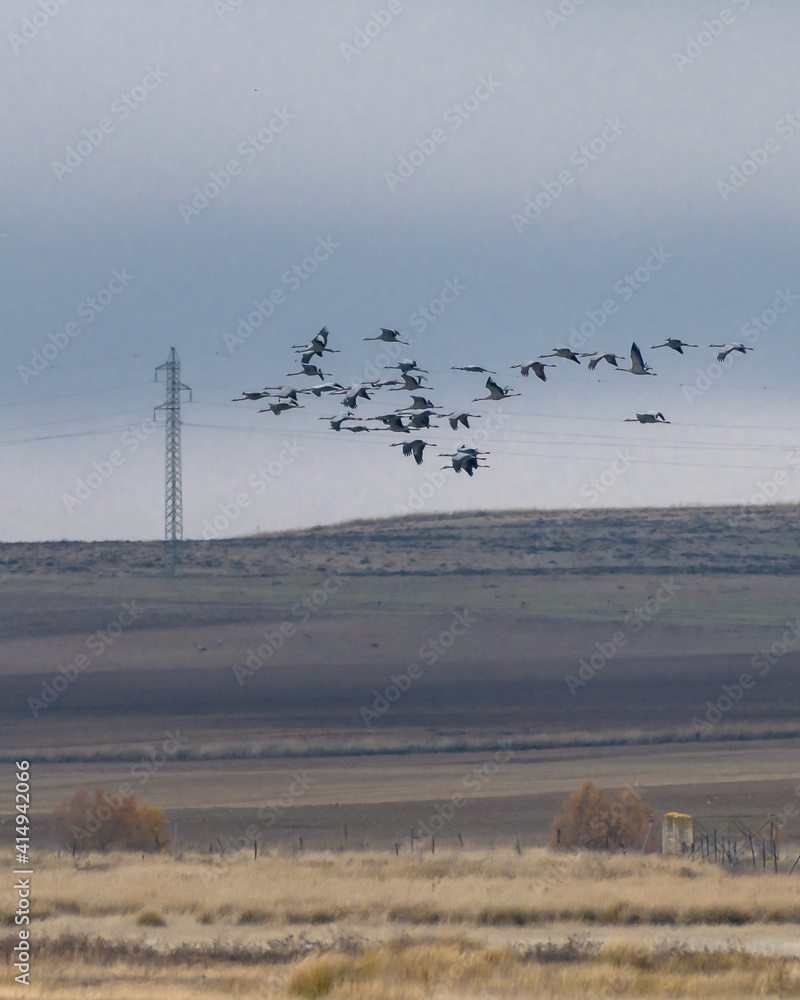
[155,348,192,575]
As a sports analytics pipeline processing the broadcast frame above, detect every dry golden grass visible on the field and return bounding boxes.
[3,935,799,1000]
[285,939,800,999]
[16,847,800,927]
[3,848,800,999]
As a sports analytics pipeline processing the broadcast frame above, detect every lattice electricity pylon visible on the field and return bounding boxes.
[155,348,192,575]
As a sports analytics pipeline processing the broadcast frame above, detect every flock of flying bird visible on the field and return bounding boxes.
[231,328,755,475]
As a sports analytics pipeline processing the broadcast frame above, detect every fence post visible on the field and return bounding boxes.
[641,817,653,854]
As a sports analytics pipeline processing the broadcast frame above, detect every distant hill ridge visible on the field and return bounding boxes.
[1,504,799,577]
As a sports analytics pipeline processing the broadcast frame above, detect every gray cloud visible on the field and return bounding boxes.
[1,0,799,539]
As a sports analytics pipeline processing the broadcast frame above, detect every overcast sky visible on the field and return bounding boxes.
[2,0,799,541]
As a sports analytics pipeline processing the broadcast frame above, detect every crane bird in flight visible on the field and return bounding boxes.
[368,413,410,432]
[451,365,496,374]
[709,342,754,362]
[262,384,306,402]
[616,343,656,375]
[294,327,341,358]
[400,394,437,410]
[540,347,581,364]
[473,377,521,401]
[650,338,698,354]
[625,411,670,424]
[321,413,358,431]
[582,352,623,371]
[443,412,480,430]
[385,359,428,374]
[364,328,409,344]
[292,325,331,348]
[309,381,346,397]
[407,410,438,430]
[232,390,270,401]
[286,361,330,380]
[388,371,430,392]
[391,439,436,465]
[341,383,373,409]
[258,401,302,416]
[440,446,489,477]
[510,360,556,381]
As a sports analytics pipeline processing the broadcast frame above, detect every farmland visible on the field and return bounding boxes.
[1,504,800,996]
[3,849,800,999]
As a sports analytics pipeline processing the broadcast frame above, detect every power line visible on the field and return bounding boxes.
[180,422,793,471]
[0,408,152,437]
[0,424,143,447]
[46,352,164,370]
[181,410,800,450]
[0,382,153,409]
[183,391,800,435]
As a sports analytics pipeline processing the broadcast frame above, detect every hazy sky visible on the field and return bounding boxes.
[3,0,800,541]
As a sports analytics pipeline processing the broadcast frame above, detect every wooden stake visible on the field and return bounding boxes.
[641,818,654,854]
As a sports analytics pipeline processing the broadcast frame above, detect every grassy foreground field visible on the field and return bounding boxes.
[3,505,800,995]
[3,848,800,999]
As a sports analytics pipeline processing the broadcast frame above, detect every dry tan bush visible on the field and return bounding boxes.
[287,954,351,998]
[550,780,655,852]
[54,785,171,852]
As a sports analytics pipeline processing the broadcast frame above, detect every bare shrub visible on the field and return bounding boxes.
[550,780,654,852]
[54,786,171,852]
